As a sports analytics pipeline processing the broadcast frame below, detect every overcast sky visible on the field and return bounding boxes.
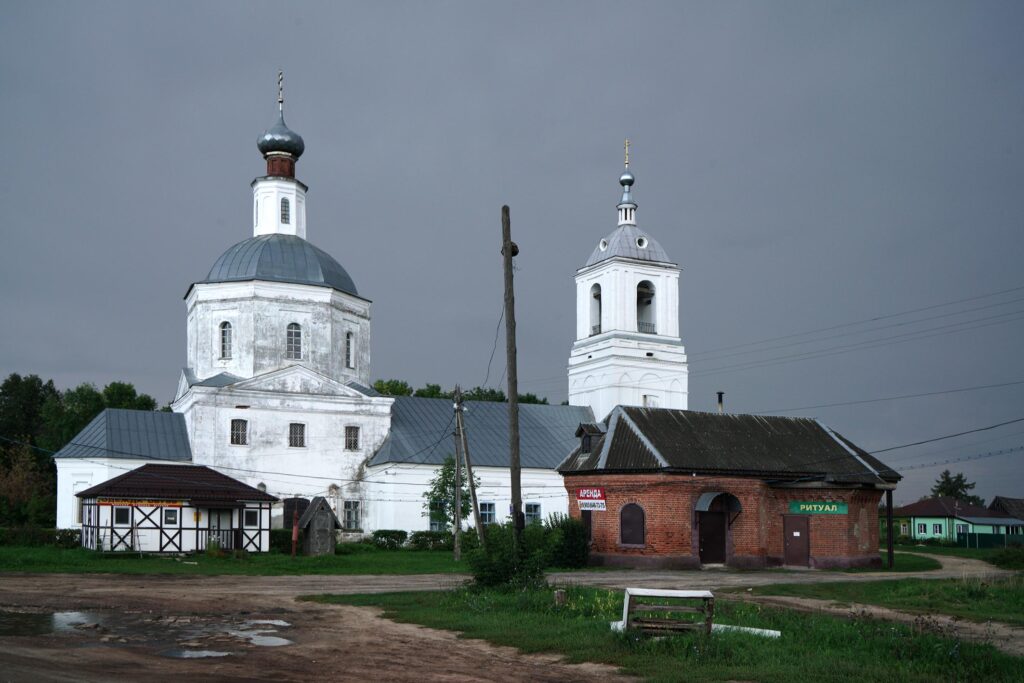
[2,2,1023,504]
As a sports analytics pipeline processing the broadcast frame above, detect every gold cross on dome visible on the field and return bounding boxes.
[624,138,630,167]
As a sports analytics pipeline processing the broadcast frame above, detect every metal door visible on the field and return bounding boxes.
[698,511,726,564]
[783,515,809,566]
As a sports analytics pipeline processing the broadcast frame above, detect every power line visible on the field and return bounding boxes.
[895,445,1024,472]
[872,416,1024,454]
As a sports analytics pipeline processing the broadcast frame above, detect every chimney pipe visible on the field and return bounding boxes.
[717,391,725,414]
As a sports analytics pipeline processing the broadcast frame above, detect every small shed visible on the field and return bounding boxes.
[299,496,342,555]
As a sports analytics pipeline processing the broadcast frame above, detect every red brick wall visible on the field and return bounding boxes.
[266,155,295,178]
[565,473,884,569]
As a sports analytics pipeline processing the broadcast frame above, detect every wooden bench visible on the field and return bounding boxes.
[614,588,715,635]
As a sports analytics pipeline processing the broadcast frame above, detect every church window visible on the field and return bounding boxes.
[343,501,360,530]
[620,503,645,545]
[286,323,302,359]
[589,284,602,336]
[345,426,360,451]
[219,322,232,359]
[642,394,659,408]
[255,199,259,226]
[288,423,306,448]
[231,419,248,445]
[636,280,656,334]
[345,332,355,369]
[479,502,496,525]
[525,503,542,525]
[281,197,290,224]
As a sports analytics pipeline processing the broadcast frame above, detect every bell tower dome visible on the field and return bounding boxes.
[567,142,688,420]
[252,71,308,238]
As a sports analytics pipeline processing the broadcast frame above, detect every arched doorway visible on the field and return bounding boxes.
[695,492,741,565]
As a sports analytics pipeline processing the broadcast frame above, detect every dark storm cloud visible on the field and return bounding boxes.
[2,1,1023,503]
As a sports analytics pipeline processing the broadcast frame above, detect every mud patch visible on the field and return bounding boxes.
[0,610,105,637]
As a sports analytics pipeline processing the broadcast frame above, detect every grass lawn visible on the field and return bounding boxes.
[0,545,469,576]
[752,575,1024,626]
[307,586,1022,682]
[834,552,941,573]
[890,544,999,562]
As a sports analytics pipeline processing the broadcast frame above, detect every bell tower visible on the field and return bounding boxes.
[567,144,688,420]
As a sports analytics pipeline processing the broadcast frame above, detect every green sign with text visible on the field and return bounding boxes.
[789,501,848,515]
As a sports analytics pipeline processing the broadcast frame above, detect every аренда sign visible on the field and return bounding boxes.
[788,501,848,515]
[577,487,606,511]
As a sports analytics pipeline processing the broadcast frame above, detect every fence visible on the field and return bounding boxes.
[956,532,1024,549]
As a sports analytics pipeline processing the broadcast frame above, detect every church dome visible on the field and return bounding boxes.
[585,225,672,267]
[201,234,358,296]
[257,112,305,159]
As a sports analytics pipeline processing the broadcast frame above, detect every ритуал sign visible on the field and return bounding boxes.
[788,501,848,515]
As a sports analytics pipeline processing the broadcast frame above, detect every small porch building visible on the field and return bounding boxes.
[76,464,278,553]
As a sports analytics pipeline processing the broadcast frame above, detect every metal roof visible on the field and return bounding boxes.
[558,406,900,485]
[369,397,594,469]
[958,515,1024,526]
[198,234,359,297]
[77,464,277,503]
[989,496,1024,520]
[584,224,673,268]
[893,496,1006,519]
[53,409,192,462]
[257,111,305,158]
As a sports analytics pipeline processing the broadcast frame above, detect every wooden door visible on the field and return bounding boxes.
[698,511,726,564]
[783,515,809,566]
[209,509,234,550]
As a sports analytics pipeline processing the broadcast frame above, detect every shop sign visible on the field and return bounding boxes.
[789,501,848,515]
[577,487,606,511]
[98,499,184,507]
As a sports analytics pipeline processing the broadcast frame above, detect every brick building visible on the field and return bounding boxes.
[559,407,900,569]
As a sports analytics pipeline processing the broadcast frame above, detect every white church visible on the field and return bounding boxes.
[54,89,688,537]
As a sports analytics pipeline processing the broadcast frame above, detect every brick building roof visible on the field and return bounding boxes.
[558,406,900,486]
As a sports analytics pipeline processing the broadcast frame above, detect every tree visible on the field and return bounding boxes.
[414,383,449,399]
[0,373,59,467]
[372,379,414,396]
[423,455,479,532]
[930,469,984,507]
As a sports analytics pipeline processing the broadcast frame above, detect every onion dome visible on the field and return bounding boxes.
[257,112,305,159]
[201,234,358,296]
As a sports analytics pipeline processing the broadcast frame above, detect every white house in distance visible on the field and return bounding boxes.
[54,82,688,537]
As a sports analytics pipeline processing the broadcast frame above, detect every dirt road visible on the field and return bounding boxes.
[0,553,1012,681]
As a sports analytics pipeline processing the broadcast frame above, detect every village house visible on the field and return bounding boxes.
[891,496,1024,542]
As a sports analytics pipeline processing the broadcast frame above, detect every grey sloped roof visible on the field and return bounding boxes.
[959,515,1024,526]
[298,496,342,529]
[198,234,359,297]
[584,225,673,268]
[54,409,192,462]
[559,406,899,485]
[344,381,381,397]
[369,397,594,469]
[990,496,1024,520]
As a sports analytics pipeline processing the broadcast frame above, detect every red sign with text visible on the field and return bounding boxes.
[576,487,606,511]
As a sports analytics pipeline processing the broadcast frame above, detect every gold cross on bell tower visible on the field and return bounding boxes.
[624,138,630,167]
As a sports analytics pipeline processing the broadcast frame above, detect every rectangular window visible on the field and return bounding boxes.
[993,525,1001,534]
[345,426,360,451]
[917,523,926,534]
[479,502,496,525]
[525,503,542,525]
[163,509,179,526]
[933,523,942,535]
[243,509,259,527]
[345,332,355,369]
[231,419,248,445]
[429,519,443,532]
[289,423,306,448]
[343,501,360,530]
[114,507,131,525]
[900,523,908,535]
[955,523,967,534]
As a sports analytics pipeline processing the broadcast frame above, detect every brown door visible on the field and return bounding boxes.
[581,510,593,544]
[698,511,726,564]
[783,516,809,566]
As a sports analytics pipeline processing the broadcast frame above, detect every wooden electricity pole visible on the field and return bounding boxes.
[501,205,524,550]
[455,386,485,547]
[452,390,463,561]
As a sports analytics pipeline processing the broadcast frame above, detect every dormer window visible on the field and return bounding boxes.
[281,197,290,224]
[581,434,592,454]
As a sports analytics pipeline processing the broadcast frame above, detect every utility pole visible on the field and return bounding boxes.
[455,386,485,547]
[452,387,463,561]
[501,205,524,550]
[886,489,894,569]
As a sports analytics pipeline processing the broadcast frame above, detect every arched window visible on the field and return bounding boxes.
[254,199,259,226]
[286,323,302,359]
[636,280,655,334]
[620,503,645,545]
[345,332,355,369]
[281,197,290,224]
[589,283,602,336]
[219,321,232,359]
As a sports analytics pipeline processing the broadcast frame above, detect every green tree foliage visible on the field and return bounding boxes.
[423,455,479,532]
[413,383,448,399]
[372,379,414,397]
[0,374,59,467]
[930,469,985,507]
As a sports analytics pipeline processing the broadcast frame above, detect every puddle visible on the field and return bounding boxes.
[244,619,290,628]
[0,610,104,637]
[229,628,293,647]
[160,649,231,659]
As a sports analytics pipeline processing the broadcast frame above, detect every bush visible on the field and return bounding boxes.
[408,530,453,551]
[467,522,546,588]
[335,540,378,555]
[544,514,588,569]
[990,546,1024,570]
[0,527,80,548]
[269,528,304,554]
[372,529,408,549]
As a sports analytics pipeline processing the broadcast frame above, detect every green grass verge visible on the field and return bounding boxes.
[834,552,941,573]
[306,586,1022,682]
[891,544,1000,562]
[0,545,468,576]
[752,575,1024,626]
